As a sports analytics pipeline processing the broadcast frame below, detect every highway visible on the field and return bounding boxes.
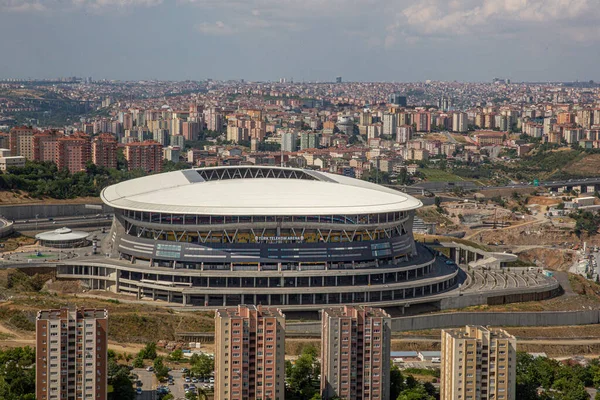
[399,176,600,195]
[12,214,112,231]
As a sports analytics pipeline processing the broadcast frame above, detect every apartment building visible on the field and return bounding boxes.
[441,325,516,400]
[33,130,64,163]
[36,308,108,400]
[9,126,36,159]
[214,305,286,400]
[57,133,91,173]
[125,140,163,172]
[320,305,391,400]
[92,133,118,169]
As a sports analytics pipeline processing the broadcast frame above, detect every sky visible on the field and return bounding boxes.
[0,0,599,82]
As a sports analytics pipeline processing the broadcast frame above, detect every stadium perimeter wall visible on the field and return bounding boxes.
[287,310,600,335]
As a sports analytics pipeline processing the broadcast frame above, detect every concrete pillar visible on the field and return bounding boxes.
[152,288,155,301]
[183,295,187,306]
[335,276,338,286]
[268,295,272,305]
[168,292,173,303]
[223,295,226,306]
[204,294,208,306]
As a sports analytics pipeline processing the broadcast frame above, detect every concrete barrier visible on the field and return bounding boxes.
[0,203,113,220]
[286,310,600,335]
[391,310,600,331]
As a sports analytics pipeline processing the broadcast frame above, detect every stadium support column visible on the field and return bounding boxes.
[182,294,187,306]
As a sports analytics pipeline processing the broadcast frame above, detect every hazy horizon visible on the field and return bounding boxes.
[1,0,599,83]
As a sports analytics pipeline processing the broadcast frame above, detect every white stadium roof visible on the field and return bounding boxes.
[101,166,422,216]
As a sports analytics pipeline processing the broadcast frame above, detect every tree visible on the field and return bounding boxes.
[396,385,434,400]
[390,365,406,400]
[139,342,157,360]
[133,357,144,368]
[169,349,184,362]
[0,347,36,400]
[108,368,135,400]
[153,357,170,380]
[190,353,214,379]
[286,345,320,399]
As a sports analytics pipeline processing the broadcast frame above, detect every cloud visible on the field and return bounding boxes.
[0,0,47,12]
[387,0,600,44]
[72,0,163,9]
[195,20,237,36]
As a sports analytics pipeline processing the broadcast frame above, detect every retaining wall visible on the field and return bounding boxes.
[0,204,113,220]
[286,310,600,335]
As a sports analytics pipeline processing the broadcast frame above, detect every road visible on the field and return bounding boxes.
[443,131,459,144]
[400,176,600,194]
[133,368,156,400]
[169,370,186,400]
[13,215,112,231]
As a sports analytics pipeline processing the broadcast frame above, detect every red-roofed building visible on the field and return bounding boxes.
[125,140,163,172]
[58,132,91,173]
[92,133,118,169]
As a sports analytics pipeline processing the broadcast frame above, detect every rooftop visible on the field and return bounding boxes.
[101,166,422,216]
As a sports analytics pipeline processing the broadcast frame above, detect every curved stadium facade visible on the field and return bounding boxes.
[57,166,459,309]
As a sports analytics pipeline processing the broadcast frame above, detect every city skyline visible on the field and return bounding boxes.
[1,0,600,82]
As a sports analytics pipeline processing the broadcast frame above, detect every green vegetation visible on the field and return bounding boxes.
[570,210,600,237]
[0,161,146,199]
[153,357,170,380]
[138,342,158,360]
[402,367,440,378]
[516,352,594,400]
[419,168,466,182]
[390,365,436,400]
[108,351,135,400]
[285,345,320,400]
[189,353,214,379]
[0,347,35,400]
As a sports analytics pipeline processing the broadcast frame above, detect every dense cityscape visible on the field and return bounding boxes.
[4,0,600,399]
[0,76,598,400]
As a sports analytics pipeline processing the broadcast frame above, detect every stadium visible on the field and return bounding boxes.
[57,166,460,309]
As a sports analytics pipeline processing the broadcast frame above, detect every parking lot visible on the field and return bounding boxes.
[132,368,156,400]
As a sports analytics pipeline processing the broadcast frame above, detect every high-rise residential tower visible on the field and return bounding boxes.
[92,133,118,169]
[441,325,516,400]
[320,305,391,400]
[214,305,286,400]
[36,308,108,400]
[125,140,163,172]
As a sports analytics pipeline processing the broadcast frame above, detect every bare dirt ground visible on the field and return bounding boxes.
[0,192,102,205]
[518,248,576,271]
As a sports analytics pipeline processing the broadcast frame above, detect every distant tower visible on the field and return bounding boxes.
[388,93,407,107]
[335,76,342,83]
